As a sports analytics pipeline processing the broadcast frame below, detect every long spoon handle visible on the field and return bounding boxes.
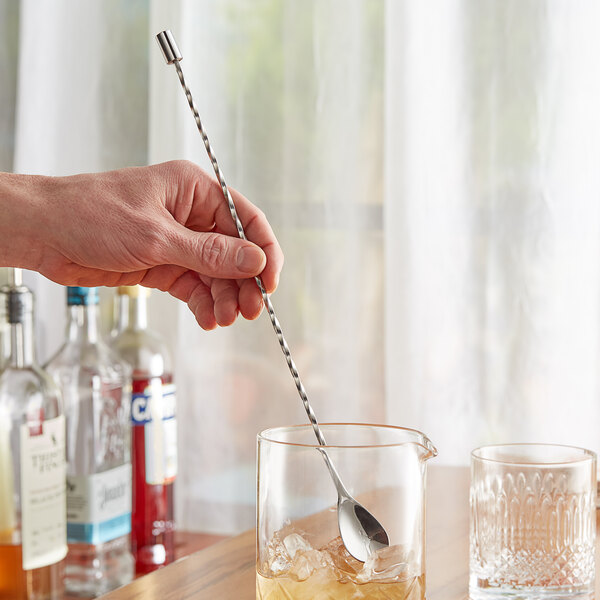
[156,30,332,451]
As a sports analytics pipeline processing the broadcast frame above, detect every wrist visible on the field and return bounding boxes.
[0,172,51,270]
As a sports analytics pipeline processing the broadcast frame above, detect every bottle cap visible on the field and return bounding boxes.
[0,284,33,324]
[117,285,151,298]
[67,286,99,306]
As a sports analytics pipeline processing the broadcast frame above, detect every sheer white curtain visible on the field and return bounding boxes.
[385,0,600,463]
[150,0,385,533]
[2,0,600,534]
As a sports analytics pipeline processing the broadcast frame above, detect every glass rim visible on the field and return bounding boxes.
[471,443,596,466]
[257,422,437,453]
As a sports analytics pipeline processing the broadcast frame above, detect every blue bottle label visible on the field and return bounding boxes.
[66,463,132,544]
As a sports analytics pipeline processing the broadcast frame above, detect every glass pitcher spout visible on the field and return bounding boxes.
[398,427,438,462]
[416,433,438,461]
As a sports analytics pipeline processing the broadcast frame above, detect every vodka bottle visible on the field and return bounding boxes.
[0,270,67,599]
[110,286,176,575]
[45,287,133,596]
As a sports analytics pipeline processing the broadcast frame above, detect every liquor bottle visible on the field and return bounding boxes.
[0,269,67,600]
[0,272,9,370]
[110,286,176,575]
[45,287,134,597]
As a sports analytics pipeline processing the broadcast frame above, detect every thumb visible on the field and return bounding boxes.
[162,226,266,279]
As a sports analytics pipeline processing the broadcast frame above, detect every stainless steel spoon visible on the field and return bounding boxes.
[319,444,389,561]
[156,29,389,562]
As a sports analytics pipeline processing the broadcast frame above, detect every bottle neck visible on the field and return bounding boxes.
[66,304,99,343]
[119,294,148,331]
[114,294,128,334]
[7,314,34,368]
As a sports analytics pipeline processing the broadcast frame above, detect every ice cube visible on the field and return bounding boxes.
[288,548,334,582]
[264,542,290,576]
[262,532,317,577]
[280,534,336,582]
[356,544,414,583]
[283,533,313,558]
[319,536,364,581]
[263,533,294,576]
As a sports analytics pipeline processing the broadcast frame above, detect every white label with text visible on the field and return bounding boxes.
[20,415,68,570]
[66,464,132,544]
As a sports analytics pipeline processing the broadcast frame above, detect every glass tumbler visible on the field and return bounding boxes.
[470,444,596,600]
[256,423,437,600]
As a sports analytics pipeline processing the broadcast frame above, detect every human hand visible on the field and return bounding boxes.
[0,161,284,329]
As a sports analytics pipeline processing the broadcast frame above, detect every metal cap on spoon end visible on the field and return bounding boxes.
[156,30,182,64]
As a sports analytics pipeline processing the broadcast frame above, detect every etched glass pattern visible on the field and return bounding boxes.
[470,445,596,600]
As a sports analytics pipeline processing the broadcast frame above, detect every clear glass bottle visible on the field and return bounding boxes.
[45,286,134,597]
[0,269,67,600]
[109,286,176,575]
[0,271,9,370]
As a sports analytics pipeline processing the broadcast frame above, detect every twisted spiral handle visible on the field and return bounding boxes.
[157,31,327,449]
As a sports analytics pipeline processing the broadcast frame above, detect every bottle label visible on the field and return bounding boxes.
[66,464,132,544]
[131,381,177,485]
[20,415,68,571]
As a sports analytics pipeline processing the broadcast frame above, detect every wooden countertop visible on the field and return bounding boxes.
[98,466,600,599]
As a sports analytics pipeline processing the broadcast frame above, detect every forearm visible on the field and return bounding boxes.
[0,172,53,270]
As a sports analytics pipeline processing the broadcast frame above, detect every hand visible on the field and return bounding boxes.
[0,161,284,329]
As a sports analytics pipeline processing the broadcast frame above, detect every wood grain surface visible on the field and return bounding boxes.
[98,465,600,600]
[64,532,229,600]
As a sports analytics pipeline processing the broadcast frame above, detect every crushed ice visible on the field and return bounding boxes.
[263,532,415,584]
[283,533,313,558]
[356,543,413,583]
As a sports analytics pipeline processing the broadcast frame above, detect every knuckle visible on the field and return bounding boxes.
[198,235,229,271]
[173,159,201,180]
[159,159,198,189]
[177,158,196,171]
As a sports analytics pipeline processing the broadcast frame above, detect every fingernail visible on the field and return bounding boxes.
[236,246,266,274]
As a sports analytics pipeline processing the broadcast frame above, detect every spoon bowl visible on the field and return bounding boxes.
[318,446,389,561]
[338,495,389,562]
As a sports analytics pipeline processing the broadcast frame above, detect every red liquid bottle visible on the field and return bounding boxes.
[109,286,176,575]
